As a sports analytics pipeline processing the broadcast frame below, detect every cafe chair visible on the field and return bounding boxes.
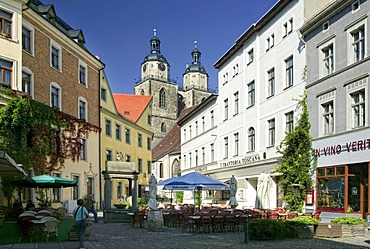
[18,218,37,243]
[42,220,60,242]
[57,207,67,219]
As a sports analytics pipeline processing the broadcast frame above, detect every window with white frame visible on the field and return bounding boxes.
[224,137,228,159]
[0,59,12,86]
[80,138,87,160]
[202,147,205,165]
[285,56,293,88]
[105,119,111,136]
[267,68,275,97]
[271,34,275,48]
[189,125,192,139]
[78,97,87,121]
[285,111,294,133]
[50,82,61,110]
[248,127,255,152]
[195,121,198,136]
[195,150,198,166]
[50,40,62,71]
[22,71,32,95]
[266,37,270,51]
[352,0,360,12]
[224,98,228,120]
[202,116,205,132]
[125,154,131,162]
[22,27,32,53]
[0,9,12,39]
[248,49,254,64]
[106,149,112,161]
[284,18,293,37]
[351,89,365,128]
[322,43,334,76]
[248,81,255,107]
[289,18,293,33]
[210,110,214,127]
[323,21,329,32]
[268,119,275,147]
[351,25,365,63]
[189,152,192,167]
[184,128,187,142]
[234,91,239,115]
[79,60,88,86]
[322,101,334,135]
[183,155,187,168]
[210,143,214,162]
[234,133,239,156]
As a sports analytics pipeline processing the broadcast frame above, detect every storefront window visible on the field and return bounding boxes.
[317,177,344,211]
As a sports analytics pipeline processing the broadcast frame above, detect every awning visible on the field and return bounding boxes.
[0,151,26,177]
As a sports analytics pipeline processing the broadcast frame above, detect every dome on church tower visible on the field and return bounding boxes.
[184,41,207,74]
[143,29,168,64]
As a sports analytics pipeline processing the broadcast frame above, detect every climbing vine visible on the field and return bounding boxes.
[0,90,100,174]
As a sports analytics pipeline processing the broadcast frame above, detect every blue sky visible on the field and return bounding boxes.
[50,0,278,94]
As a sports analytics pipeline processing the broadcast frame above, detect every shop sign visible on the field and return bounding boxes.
[220,154,260,168]
[315,138,370,157]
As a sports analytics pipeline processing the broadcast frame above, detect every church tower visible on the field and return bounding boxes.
[134,29,178,146]
[180,41,211,107]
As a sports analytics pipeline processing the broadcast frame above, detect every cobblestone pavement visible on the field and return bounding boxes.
[1,223,370,249]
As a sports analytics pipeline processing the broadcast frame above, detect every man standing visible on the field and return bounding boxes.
[86,194,98,223]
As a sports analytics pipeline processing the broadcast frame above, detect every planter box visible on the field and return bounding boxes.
[68,231,79,241]
[341,224,365,237]
[315,223,341,238]
[295,225,315,238]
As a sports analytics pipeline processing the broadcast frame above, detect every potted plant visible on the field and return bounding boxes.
[288,216,318,238]
[331,216,366,237]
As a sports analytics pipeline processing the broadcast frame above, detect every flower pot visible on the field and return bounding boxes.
[114,204,127,209]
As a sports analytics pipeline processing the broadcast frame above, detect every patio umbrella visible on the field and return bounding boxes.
[0,151,26,177]
[229,175,238,208]
[14,174,77,188]
[148,174,157,210]
[256,173,272,209]
[158,172,229,191]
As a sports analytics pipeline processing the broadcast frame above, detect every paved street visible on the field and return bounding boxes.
[1,222,370,249]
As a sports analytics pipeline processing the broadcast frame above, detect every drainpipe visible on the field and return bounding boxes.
[98,64,106,210]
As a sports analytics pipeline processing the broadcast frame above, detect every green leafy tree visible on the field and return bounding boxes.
[276,92,316,212]
[0,91,99,206]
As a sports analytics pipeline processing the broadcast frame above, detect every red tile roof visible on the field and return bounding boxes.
[113,94,152,123]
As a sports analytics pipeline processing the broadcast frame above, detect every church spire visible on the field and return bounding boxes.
[192,40,201,64]
[150,28,161,54]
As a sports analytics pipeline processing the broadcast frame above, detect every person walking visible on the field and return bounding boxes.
[73,199,89,249]
[86,194,98,222]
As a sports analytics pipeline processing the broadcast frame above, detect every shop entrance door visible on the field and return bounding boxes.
[348,163,368,219]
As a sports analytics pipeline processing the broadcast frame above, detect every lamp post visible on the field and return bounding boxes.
[244,214,251,243]
[291,183,302,212]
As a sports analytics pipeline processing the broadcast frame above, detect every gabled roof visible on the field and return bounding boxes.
[113,94,152,123]
[152,105,200,161]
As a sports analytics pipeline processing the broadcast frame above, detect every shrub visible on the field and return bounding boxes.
[289,216,319,226]
[249,219,287,240]
[331,217,366,226]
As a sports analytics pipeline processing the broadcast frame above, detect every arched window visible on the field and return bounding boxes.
[248,127,255,152]
[159,88,166,108]
[172,159,181,177]
[161,123,166,133]
[159,163,164,178]
[140,89,144,95]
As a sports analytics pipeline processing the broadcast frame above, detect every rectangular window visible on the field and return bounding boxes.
[248,128,255,152]
[224,137,229,159]
[117,182,122,199]
[283,22,288,37]
[101,88,107,101]
[79,65,86,86]
[22,72,31,95]
[351,90,365,128]
[51,46,60,69]
[268,68,275,97]
[268,119,275,147]
[322,101,334,135]
[195,121,198,136]
[352,26,365,62]
[271,34,275,48]
[289,18,293,33]
[202,116,205,132]
[138,133,142,147]
[80,139,87,160]
[22,27,31,52]
[285,56,293,88]
[202,147,205,165]
[138,158,142,173]
[125,154,131,162]
[52,173,61,202]
[248,81,255,107]
[210,143,214,162]
[184,155,187,168]
[51,86,59,109]
[147,137,151,150]
[224,99,228,120]
[189,153,192,167]
[195,150,198,166]
[106,149,112,161]
[248,49,254,64]
[266,37,270,51]
[322,44,334,75]
[72,175,79,200]
[116,124,121,140]
[79,100,86,120]
[0,59,12,86]
[105,119,111,136]
[125,128,131,144]
[286,111,294,133]
[234,91,239,115]
[147,160,151,174]
[189,125,192,139]
[210,110,214,127]
[0,10,12,38]
[148,115,151,125]
[234,133,239,156]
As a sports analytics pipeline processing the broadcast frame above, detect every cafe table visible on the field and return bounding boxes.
[31,219,47,241]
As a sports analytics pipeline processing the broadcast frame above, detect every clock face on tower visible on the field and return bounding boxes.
[158,63,166,71]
